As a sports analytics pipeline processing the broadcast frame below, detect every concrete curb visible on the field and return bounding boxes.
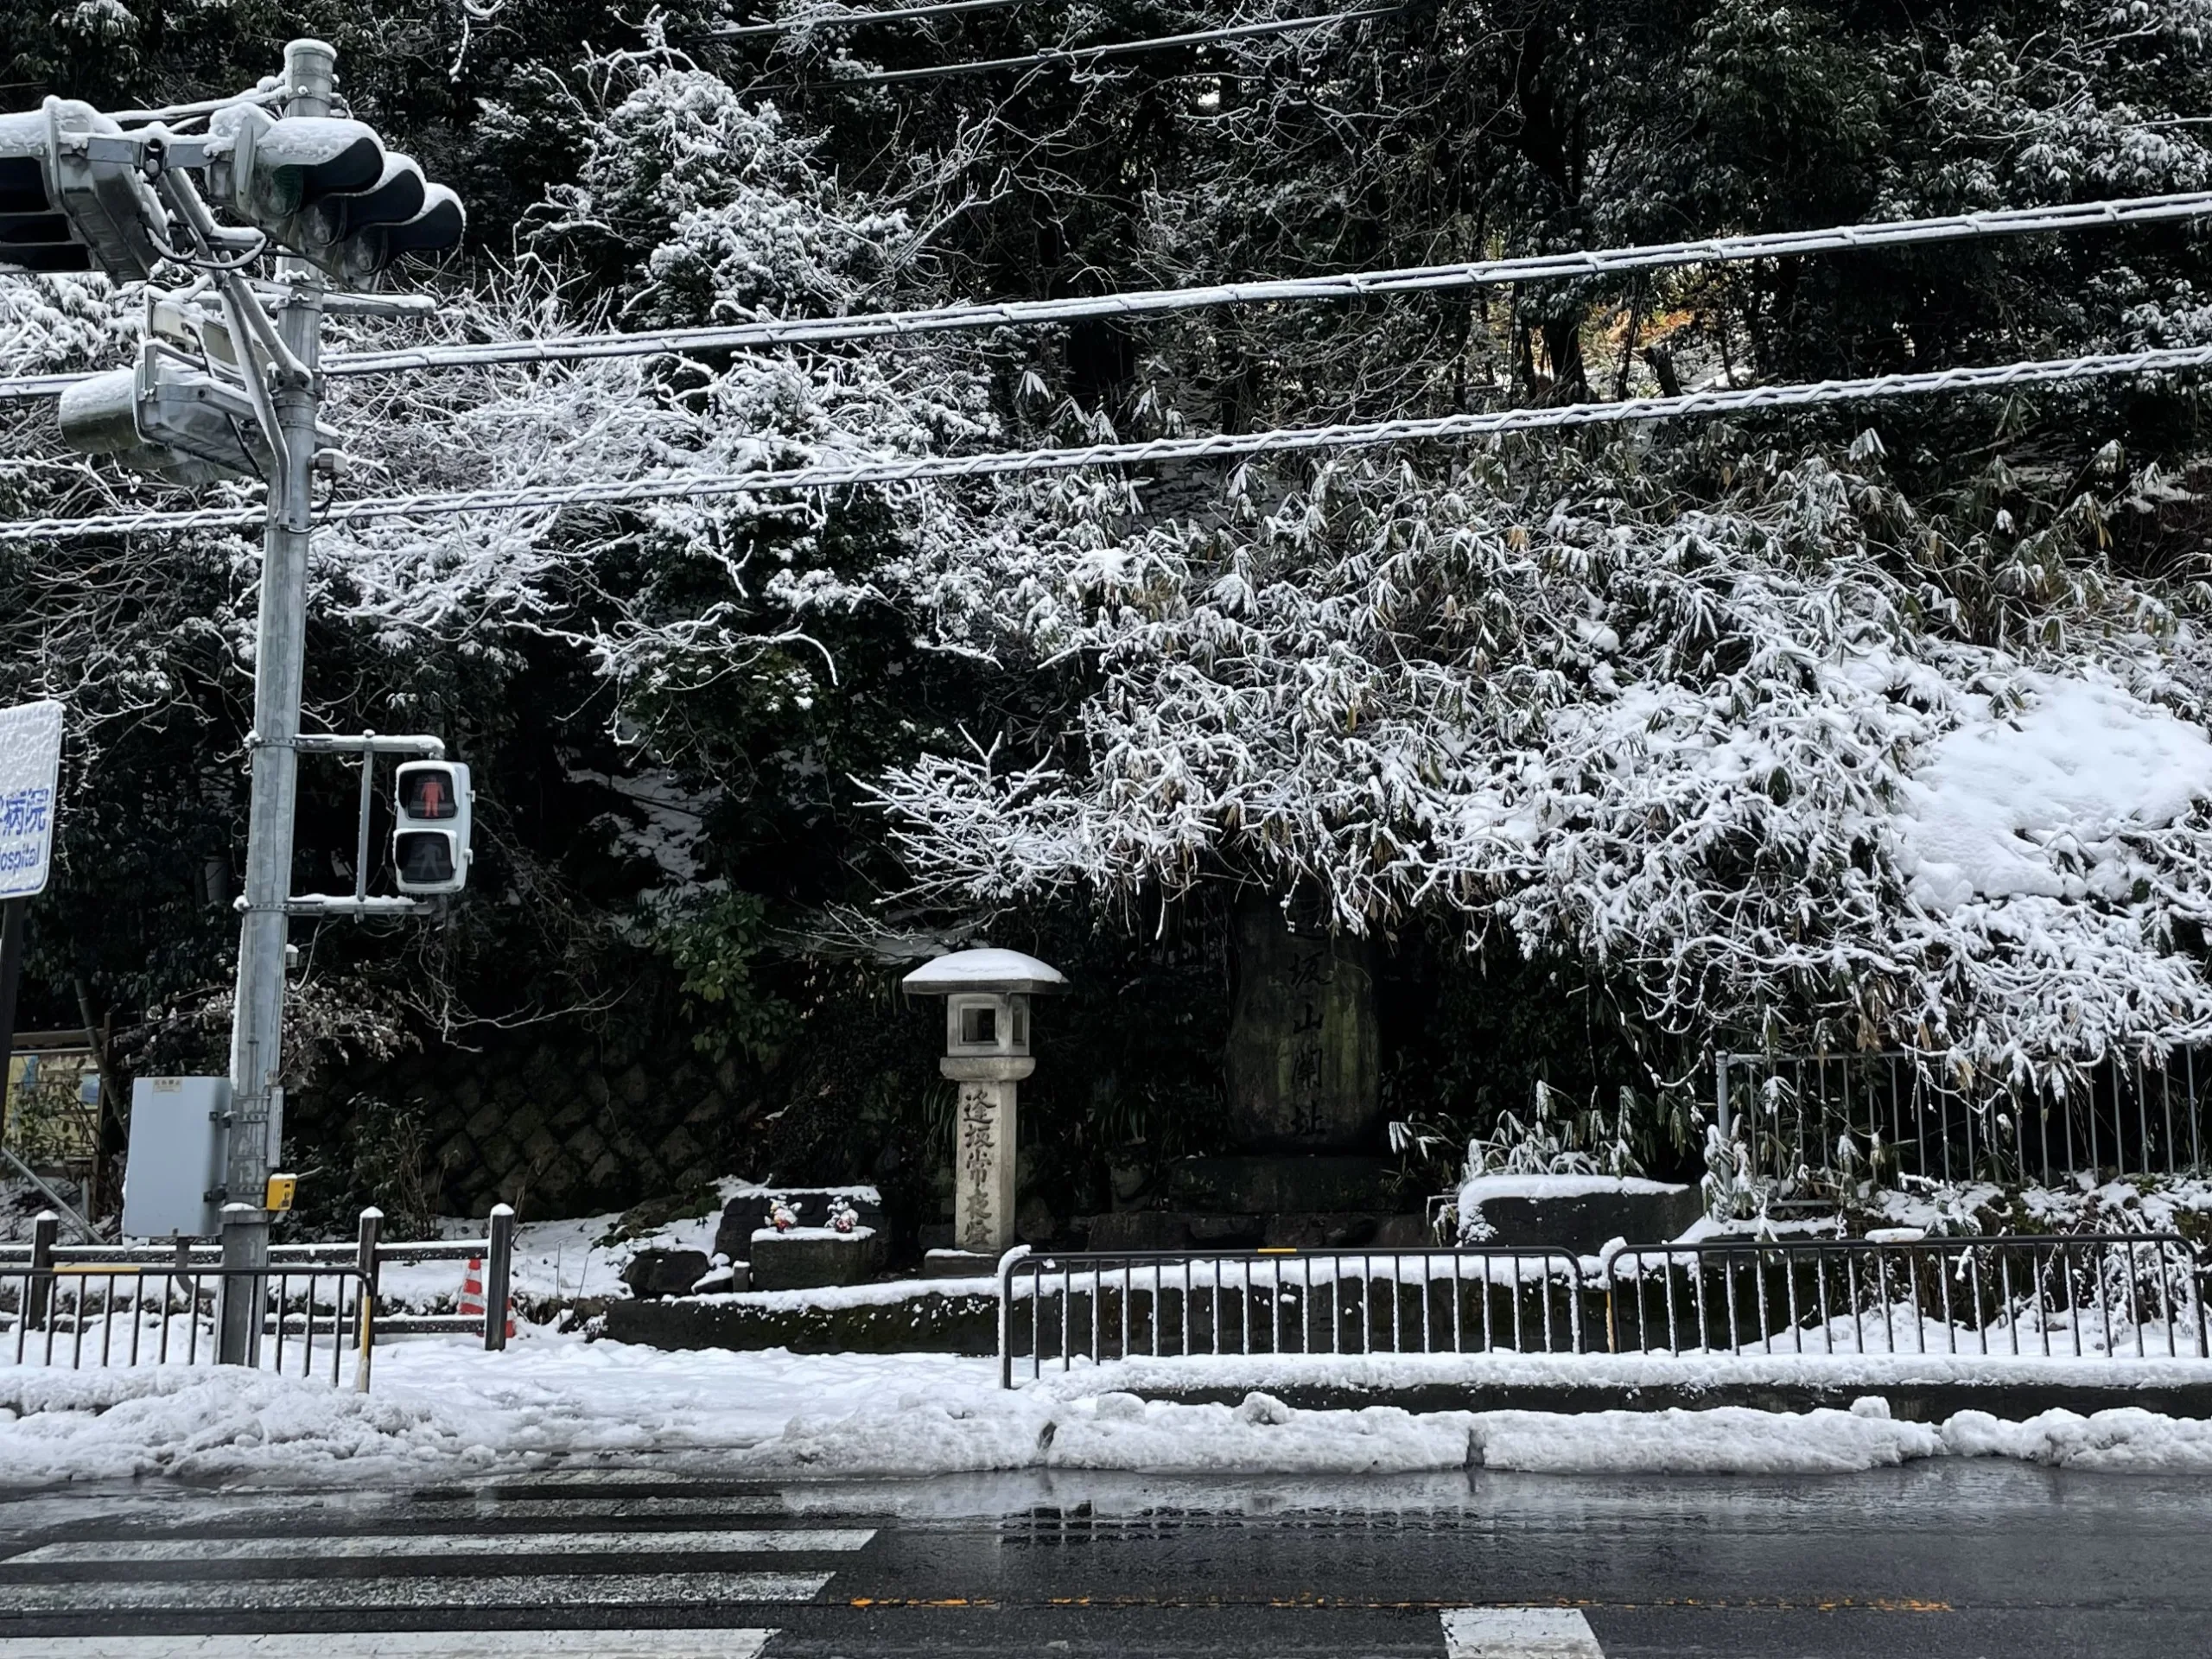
[1112,1378,2212,1420]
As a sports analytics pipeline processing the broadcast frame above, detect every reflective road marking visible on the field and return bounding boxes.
[0,1637,776,1658]
[12,1528,874,1563]
[1442,1606,1605,1658]
[0,1572,834,1612]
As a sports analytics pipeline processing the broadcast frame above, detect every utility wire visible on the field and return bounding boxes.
[9,342,2208,543]
[842,4,1400,83]
[10,186,2207,404]
[693,0,1034,40]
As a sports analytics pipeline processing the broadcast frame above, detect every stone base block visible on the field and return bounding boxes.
[714,1187,884,1262]
[1459,1177,1703,1256]
[620,1248,712,1300]
[603,1285,996,1355]
[922,1248,1001,1278]
[749,1230,883,1292]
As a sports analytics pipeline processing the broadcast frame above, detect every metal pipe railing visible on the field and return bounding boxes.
[0,1204,518,1381]
[1599,1233,2209,1359]
[996,1235,2212,1384]
[999,1246,1587,1386]
[1717,1050,2212,1189]
[2,1256,368,1384]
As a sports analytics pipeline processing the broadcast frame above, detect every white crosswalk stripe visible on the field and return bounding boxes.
[1442,1606,1607,1658]
[0,1481,862,1638]
[14,1527,875,1563]
[0,1636,777,1656]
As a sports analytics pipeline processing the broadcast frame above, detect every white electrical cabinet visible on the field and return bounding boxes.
[121,1077,231,1239]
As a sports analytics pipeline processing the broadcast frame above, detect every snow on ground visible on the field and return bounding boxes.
[7,1332,2212,1486]
[374,1184,887,1310]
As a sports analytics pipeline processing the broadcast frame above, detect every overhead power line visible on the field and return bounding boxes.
[694,0,1033,39]
[844,4,1401,83]
[8,342,2208,543]
[8,187,2208,405]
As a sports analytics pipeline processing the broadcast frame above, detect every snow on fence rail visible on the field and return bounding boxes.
[0,1205,516,1388]
[999,1236,2212,1384]
[1602,1233,2208,1360]
[1717,1049,2212,1189]
[997,1246,1587,1388]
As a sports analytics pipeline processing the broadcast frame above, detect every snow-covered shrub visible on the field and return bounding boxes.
[872,439,2212,1091]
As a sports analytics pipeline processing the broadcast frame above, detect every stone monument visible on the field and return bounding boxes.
[1224,895,1381,1150]
[902,946,1066,1271]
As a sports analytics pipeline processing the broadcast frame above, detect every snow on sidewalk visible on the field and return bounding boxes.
[8,1331,2212,1485]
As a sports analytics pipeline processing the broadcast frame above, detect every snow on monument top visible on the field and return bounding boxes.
[901,948,1066,996]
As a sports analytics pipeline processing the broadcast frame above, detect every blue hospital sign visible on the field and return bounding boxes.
[0,700,62,901]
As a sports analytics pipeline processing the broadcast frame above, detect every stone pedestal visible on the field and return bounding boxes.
[1224,896,1381,1150]
[944,1055,1032,1255]
[749,1227,882,1291]
[922,1247,1001,1278]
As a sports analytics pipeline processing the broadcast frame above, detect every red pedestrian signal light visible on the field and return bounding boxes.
[392,760,471,894]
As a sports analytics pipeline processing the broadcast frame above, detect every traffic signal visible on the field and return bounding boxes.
[203,105,463,287]
[56,317,340,484]
[0,99,166,281]
[392,760,472,894]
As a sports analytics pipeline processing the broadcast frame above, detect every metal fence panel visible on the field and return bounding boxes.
[1600,1234,2209,1359]
[1718,1051,2212,1189]
[0,1260,369,1384]
[997,1248,1588,1387]
[0,1203,517,1385]
[997,1236,2212,1384]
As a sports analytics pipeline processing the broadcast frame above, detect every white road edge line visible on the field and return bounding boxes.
[1442,1606,1606,1658]
[13,1528,874,1563]
[0,1634,776,1657]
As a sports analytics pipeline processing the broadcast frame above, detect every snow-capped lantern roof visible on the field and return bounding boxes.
[901,948,1067,997]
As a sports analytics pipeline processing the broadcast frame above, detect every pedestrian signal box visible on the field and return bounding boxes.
[392,760,471,894]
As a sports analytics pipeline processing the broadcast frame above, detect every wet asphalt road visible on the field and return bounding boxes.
[0,1461,2205,1656]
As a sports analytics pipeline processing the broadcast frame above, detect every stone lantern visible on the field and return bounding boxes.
[902,947,1065,1266]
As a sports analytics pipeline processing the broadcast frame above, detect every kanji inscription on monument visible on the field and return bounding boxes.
[1224,895,1381,1150]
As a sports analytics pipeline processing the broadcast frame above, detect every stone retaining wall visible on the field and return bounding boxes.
[301,1024,752,1219]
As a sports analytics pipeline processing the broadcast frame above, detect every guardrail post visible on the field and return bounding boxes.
[27,1210,55,1328]
[483,1203,515,1351]
[353,1206,381,1393]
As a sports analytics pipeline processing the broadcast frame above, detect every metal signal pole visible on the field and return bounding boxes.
[219,38,332,1366]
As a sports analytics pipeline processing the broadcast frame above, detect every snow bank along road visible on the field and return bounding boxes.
[0,1461,2207,1657]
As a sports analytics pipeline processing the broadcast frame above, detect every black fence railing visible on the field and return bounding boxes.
[999,1246,1586,1388]
[1718,1050,2212,1190]
[1602,1233,2206,1359]
[999,1235,2211,1384]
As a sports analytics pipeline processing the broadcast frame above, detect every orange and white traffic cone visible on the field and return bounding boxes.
[458,1257,485,1318]
[460,1256,516,1338]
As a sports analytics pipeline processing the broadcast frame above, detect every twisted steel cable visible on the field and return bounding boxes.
[8,188,2212,401]
[8,342,2208,543]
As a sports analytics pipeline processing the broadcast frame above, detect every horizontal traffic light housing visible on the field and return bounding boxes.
[55,334,340,485]
[0,100,167,281]
[205,105,464,288]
